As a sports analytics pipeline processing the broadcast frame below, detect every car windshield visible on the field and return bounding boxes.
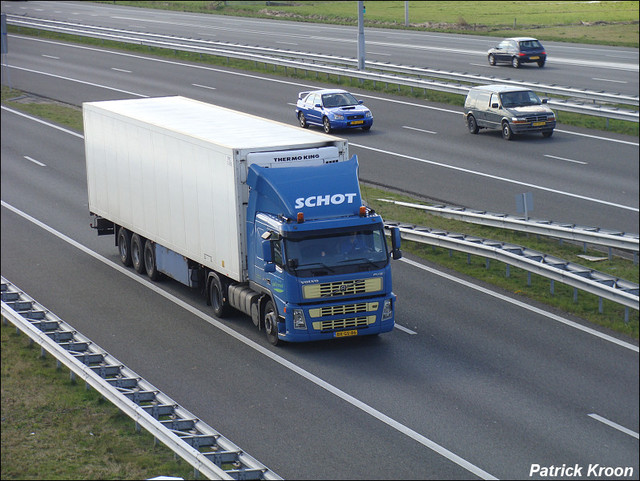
[322,92,359,108]
[519,40,543,50]
[284,227,388,277]
[500,90,542,107]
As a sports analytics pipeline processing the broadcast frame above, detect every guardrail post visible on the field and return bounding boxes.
[550,279,555,295]
[527,272,532,286]
[625,307,629,323]
[573,288,578,303]
[599,297,603,313]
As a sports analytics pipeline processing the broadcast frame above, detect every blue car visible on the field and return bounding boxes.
[295,89,373,133]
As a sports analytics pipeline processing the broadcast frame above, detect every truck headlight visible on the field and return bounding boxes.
[382,299,393,320]
[293,309,307,329]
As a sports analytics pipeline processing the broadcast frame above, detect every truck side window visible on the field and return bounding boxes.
[272,238,284,267]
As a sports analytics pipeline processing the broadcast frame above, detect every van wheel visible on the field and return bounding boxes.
[467,115,479,134]
[323,117,332,134]
[502,122,513,140]
[117,227,132,267]
[511,56,520,68]
[131,234,145,273]
[264,300,280,346]
[488,54,496,66]
[542,130,553,138]
[143,240,160,281]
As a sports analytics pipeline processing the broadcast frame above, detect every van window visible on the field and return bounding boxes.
[490,93,500,108]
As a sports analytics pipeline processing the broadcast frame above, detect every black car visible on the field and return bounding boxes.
[487,37,547,68]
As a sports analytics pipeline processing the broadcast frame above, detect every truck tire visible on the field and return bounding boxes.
[264,300,280,346]
[209,276,230,318]
[143,240,161,281]
[117,227,132,267]
[131,234,145,274]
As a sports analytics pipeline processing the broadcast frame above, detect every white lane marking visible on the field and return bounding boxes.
[0,200,497,481]
[400,257,639,353]
[111,67,132,73]
[544,154,587,165]
[192,83,217,90]
[2,106,84,139]
[350,142,638,213]
[23,156,46,167]
[42,54,60,60]
[592,77,628,84]
[588,413,639,439]
[276,41,298,46]
[403,126,437,135]
[394,323,417,335]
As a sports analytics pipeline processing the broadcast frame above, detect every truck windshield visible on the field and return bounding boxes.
[284,227,388,277]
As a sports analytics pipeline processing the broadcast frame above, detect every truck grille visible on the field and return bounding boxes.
[302,278,382,299]
[309,302,378,317]
[312,315,376,332]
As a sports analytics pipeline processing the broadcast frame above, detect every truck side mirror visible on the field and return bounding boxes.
[390,227,402,260]
[262,239,276,273]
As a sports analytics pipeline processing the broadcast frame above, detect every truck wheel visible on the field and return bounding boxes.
[263,300,280,346]
[467,115,479,134]
[143,240,160,281]
[131,234,145,274]
[117,227,132,267]
[209,278,230,318]
[502,122,513,140]
[298,112,308,128]
[323,117,332,134]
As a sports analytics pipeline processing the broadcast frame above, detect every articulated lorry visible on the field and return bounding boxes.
[84,96,401,345]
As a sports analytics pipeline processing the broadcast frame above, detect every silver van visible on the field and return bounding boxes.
[464,85,556,140]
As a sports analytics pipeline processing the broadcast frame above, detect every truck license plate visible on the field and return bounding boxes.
[532,121,546,126]
[350,120,364,125]
[335,329,358,338]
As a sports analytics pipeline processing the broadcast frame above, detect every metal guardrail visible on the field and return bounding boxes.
[379,199,640,256]
[384,223,639,313]
[5,15,639,123]
[1,277,282,481]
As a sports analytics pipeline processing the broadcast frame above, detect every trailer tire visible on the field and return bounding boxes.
[264,300,280,346]
[144,240,161,281]
[117,227,132,267]
[131,234,145,273]
[209,276,230,318]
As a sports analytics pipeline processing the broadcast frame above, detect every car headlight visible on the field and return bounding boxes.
[293,309,307,329]
[511,117,527,124]
[365,111,372,118]
[333,113,345,120]
[382,299,393,320]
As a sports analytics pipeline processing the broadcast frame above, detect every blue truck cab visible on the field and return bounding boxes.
[246,155,400,344]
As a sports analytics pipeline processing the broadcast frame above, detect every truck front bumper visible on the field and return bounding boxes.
[279,295,396,342]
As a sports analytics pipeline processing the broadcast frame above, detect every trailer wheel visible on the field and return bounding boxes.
[209,277,230,318]
[264,300,280,346]
[143,240,160,281]
[117,227,132,267]
[131,234,145,274]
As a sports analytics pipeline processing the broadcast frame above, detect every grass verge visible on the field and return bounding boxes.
[1,322,195,480]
